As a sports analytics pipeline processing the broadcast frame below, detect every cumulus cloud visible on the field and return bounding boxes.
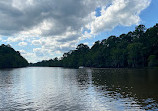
[32,39,41,45]
[19,49,52,63]
[18,42,28,46]
[0,0,151,62]
[7,37,25,42]
[87,0,151,34]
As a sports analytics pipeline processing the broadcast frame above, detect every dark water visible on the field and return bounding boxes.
[0,67,158,111]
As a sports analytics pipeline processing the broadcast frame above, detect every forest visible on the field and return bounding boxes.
[31,23,158,68]
[0,44,28,68]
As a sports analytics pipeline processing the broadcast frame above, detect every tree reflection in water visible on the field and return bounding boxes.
[91,68,158,110]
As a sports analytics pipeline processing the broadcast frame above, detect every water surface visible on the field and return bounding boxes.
[0,67,158,111]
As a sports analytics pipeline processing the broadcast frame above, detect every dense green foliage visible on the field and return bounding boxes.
[0,44,28,68]
[31,23,158,68]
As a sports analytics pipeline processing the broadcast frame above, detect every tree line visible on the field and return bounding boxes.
[0,44,28,68]
[31,23,158,68]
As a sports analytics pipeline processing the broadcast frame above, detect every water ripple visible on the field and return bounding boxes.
[0,67,158,111]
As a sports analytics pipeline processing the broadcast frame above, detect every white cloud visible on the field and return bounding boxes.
[7,37,25,42]
[32,39,41,45]
[87,0,151,35]
[0,0,151,62]
[18,49,52,63]
[18,42,28,46]
[18,50,27,54]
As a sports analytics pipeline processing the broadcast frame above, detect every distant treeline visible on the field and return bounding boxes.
[0,44,28,68]
[31,23,158,68]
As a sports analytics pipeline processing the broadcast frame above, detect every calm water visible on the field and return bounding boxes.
[0,67,158,111]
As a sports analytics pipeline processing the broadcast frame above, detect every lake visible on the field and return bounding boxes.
[0,67,158,111]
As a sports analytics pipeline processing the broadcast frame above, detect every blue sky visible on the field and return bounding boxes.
[0,0,157,63]
[80,0,158,47]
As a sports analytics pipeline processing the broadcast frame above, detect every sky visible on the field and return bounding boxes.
[0,0,157,63]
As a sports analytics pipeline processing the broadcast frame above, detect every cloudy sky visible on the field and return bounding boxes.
[0,0,157,63]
